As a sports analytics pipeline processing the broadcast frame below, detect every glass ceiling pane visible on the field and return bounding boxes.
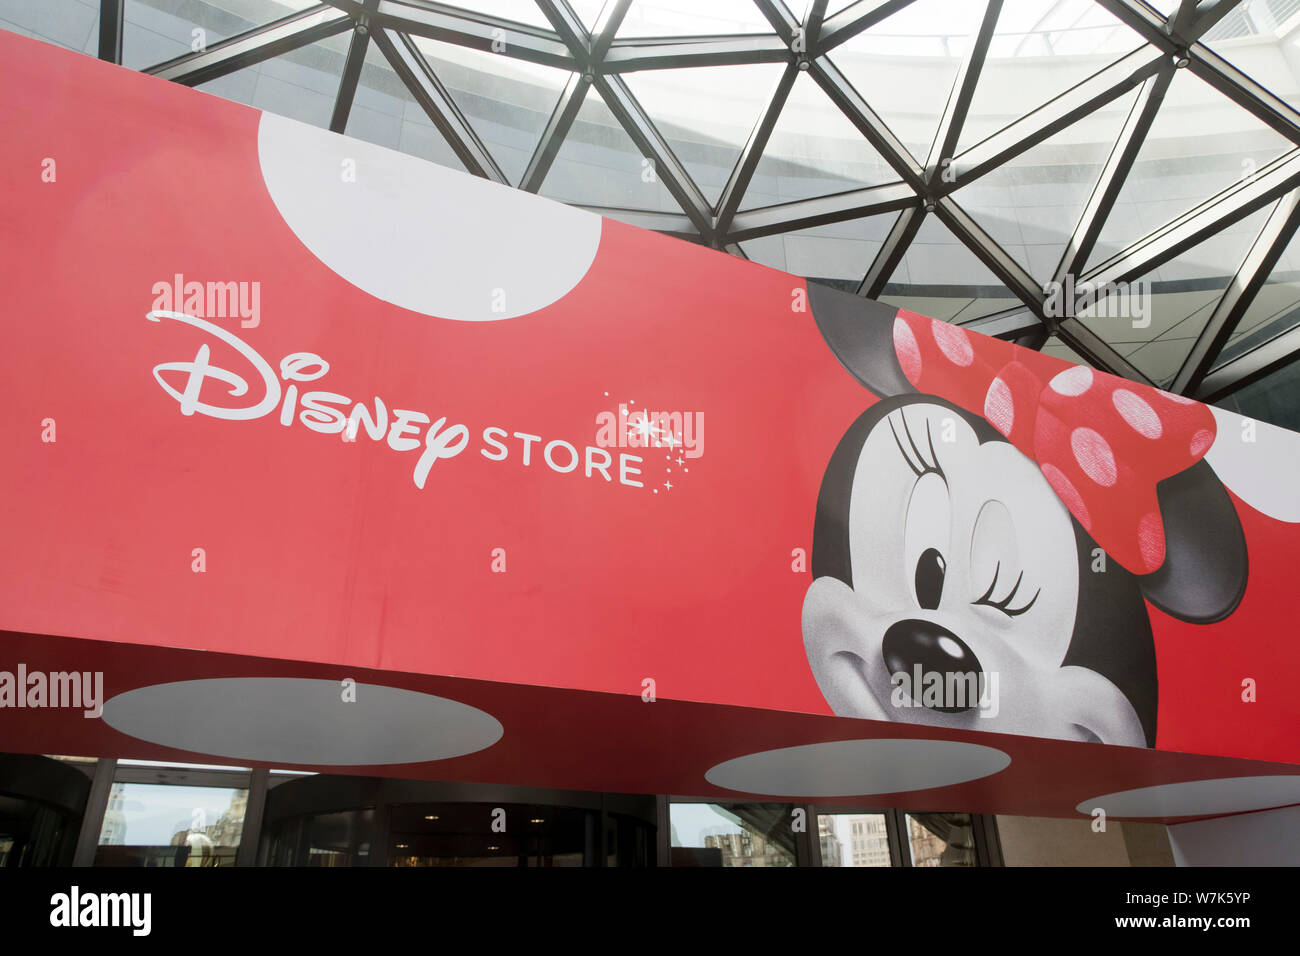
[827,0,987,162]
[740,72,901,210]
[1078,202,1276,387]
[443,1,552,29]
[123,1,320,71]
[879,214,1024,323]
[1042,333,1094,368]
[345,39,469,174]
[540,84,683,213]
[740,213,900,287]
[953,85,1140,285]
[567,0,606,31]
[1201,0,1300,112]
[409,35,570,186]
[955,0,1142,151]
[1084,68,1294,270]
[195,30,351,130]
[622,62,786,207]
[1216,221,1300,368]
[618,0,776,37]
[0,0,98,56]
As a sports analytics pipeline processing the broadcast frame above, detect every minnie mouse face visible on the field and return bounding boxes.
[803,284,1249,750]
[804,395,1149,746]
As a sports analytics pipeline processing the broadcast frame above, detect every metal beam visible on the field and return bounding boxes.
[590,0,632,63]
[804,0,829,50]
[519,71,591,192]
[925,0,1002,185]
[808,56,927,192]
[590,72,714,237]
[372,29,509,184]
[372,0,577,70]
[947,44,1166,191]
[98,0,124,64]
[1197,324,1300,401]
[1187,42,1300,146]
[1053,65,1175,284]
[859,202,924,298]
[933,195,1046,316]
[575,204,699,236]
[1057,316,1155,384]
[601,35,791,72]
[534,0,591,64]
[752,0,800,45]
[1092,0,1178,52]
[329,1,379,134]
[1172,187,1300,395]
[959,306,1044,341]
[727,180,915,241]
[146,4,352,85]
[819,0,917,54]
[716,64,799,235]
[1081,149,1300,291]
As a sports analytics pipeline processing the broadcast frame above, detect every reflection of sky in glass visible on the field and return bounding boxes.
[101,783,243,846]
[669,804,746,847]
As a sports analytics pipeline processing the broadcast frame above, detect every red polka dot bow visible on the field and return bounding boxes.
[892,310,1217,575]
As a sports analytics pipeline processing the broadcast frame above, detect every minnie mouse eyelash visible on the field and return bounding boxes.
[974,561,1040,618]
[887,410,947,483]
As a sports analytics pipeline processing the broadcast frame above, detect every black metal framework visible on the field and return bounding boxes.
[110,0,1300,398]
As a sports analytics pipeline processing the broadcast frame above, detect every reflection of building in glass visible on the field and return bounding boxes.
[818,816,842,868]
[99,784,127,845]
[908,817,948,867]
[848,816,890,867]
[702,829,791,867]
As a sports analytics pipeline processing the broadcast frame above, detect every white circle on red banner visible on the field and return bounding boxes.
[257,112,602,321]
[1076,775,1300,818]
[704,738,1010,796]
[102,678,503,766]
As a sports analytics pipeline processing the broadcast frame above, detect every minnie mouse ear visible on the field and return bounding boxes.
[807,282,915,398]
[1139,460,1248,624]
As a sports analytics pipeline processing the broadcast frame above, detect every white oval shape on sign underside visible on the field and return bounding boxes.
[256,111,602,321]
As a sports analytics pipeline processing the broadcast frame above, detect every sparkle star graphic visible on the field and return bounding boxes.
[660,431,680,450]
[629,413,661,445]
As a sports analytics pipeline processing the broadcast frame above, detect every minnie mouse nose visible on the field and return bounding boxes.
[882,620,983,714]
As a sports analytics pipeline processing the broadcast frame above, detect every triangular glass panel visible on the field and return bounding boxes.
[1084,68,1294,271]
[441,1,553,30]
[539,84,684,214]
[1077,201,1277,387]
[194,30,352,130]
[826,0,987,163]
[404,35,571,186]
[1216,221,1300,369]
[344,38,469,174]
[951,85,1140,285]
[618,0,777,38]
[1202,4,1300,112]
[622,62,786,207]
[740,213,901,287]
[0,0,100,57]
[123,0,317,71]
[740,72,902,211]
[1041,334,1095,368]
[955,0,1144,151]
[878,214,1025,323]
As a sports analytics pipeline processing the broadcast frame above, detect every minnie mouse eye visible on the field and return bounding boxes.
[914,547,946,611]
